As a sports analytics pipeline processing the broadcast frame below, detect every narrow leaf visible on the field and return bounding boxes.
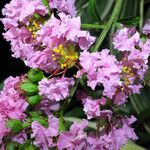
[118,16,141,26]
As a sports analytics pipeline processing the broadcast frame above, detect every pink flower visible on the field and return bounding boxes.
[113,27,140,52]
[78,49,122,98]
[85,116,138,150]
[1,0,47,30]
[0,76,28,120]
[0,118,10,144]
[37,13,95,51]
[39,77,75,101]
[36,99,60,115]
[143,19,150,34]
[83,97,100,120]
[57,119,88,150]
[49,0,77,16]
[31,114,59,150]
[82,96,112,120]
[12,131,27,144]
[25,48,59,73]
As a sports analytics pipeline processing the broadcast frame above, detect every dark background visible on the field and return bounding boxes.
[0,0,28,82]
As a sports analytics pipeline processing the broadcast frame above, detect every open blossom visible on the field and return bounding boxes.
[1,0,95,73]
[31,114,59,150]
[142,19,150,34]
[0,118,10,144]
[36,99,60,115]
[85,116,138,150]
[12,131,27,144]
[57,119,88,150]
[82,96,112,120]
[0,76,28,144]
[39,77,75,101]
[0,76,28,120]
[1,0,47,29]
[78,49,122,99]
[37,13,95,51]
[49,0,77,16]
[112,27,140,52]
[78,26,150,105]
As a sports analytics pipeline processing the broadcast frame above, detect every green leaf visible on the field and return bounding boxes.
[87,0,101,22]
[0,82,4,91]
[42,0,51,16]
[6,142,16,150]
[144,68,150,82]
[138,106,150,122]
[6,119,23,134]
[69,79,80,98]
[18,141,39,150]
[117,16,141,26]
[92,0,123,52]
[121,141,145,150]
[59,111,66,132]
[130,87,150,134]
[42,0,49,7]
[64,107,85,118]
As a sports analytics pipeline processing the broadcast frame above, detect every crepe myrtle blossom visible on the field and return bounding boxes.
[85,116,138,150]
[57,119,88,150]
[0,118,10,144]
[1,0,47,29]
[1,0,95,73]
[81,96,112,120]
[112,27,140,52]
[0,76,28,144]
[35,99,60,115]
[12,131,27,144]
[112,26,150,104]
[77,49,122,99]
[78,31,150,105]
[39,77,75,101]
[49,0,77,16]
[31,114,59,150]
[142,19,150,34]
[0,76,28,120]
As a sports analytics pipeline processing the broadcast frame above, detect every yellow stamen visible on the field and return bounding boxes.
[53,44,79,69]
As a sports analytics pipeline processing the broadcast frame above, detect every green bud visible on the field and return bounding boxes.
[6,119,23,133]
[21,81,38,95]
[27,69,44,83]
[18,141,38,150]
[27,95,42,106]
[6,142,15,150]
[25,144,37,150]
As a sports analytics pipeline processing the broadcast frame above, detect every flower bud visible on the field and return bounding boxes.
[27,69,44,83]
[6,119,23,133]
[21,81,38,95]
[27,95,42,106]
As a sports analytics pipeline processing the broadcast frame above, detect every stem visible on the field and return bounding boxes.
[139,0,144,32]
[81,24,105,29]
[58,79,80,131]
[92,0,123,52]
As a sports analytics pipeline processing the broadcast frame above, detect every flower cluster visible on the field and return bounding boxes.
[1,0,150,149]
[78,27,150,105]
[1,0,95,73]
[0,76,28,143]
